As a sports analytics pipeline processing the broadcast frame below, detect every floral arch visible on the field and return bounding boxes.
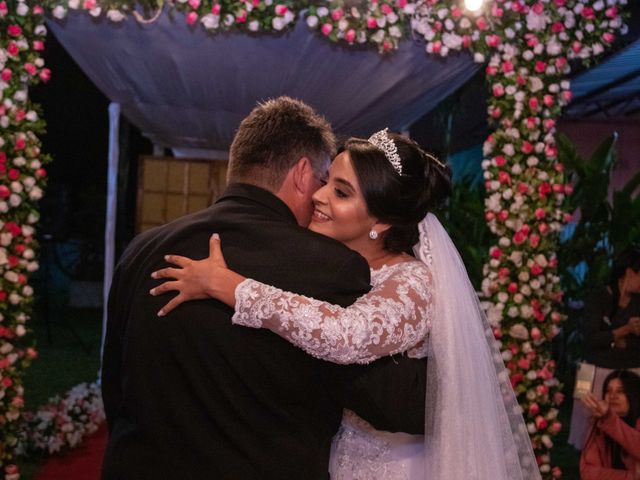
[0,0,629,477]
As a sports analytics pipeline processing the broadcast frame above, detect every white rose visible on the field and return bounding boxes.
[444,18,454,30]
[506,85,517,96]
[0,233,11,247]
[89,7,101,17]
[442,33,462,49]
[521,285,532,296]
[527,370,538,380]
[248,20,259,32]
[201,14,220,29]
[306,15,318,28]
[27,261,39,272]
[338,18,348,31]
[387,12,398,24]
[511,164,522,175]
[376,17,386,28]
[523,50,534,61]
[526,11,546,31]
[593,1,604,10]
[505,28,515,39]
[9,194,21,207]
[23,248,34,260]
[22,285,33,297]
[474,52,485,63]
[0,117,9,129]
[502,144,515,156]
[502,189,513,200]
[13,90,27,103]
[514,293,524,304]
[437,8,448,19]
[22,225,34,237]
[107,9,125,22]
[593,43,604,55]
[16,325,26,337]
[528,423,536,434]
[29,186,43,200]
[4,271,18,283]
[272,17,285,30]
[508,306,519,318]
[316,7,328,17]
[497,292,509,303]
[509,323,529,340]
[510,251,523,266]
[68,0,80,9]
[546,39,561,56]
[17,2,28,15]
[10,182,22,193]
[530,279,541,290]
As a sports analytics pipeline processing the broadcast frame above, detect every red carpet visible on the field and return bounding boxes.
[35,423,107,480]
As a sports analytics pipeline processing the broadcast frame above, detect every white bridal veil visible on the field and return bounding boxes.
[414,213,541,480]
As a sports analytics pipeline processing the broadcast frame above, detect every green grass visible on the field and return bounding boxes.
[19,303,103,479]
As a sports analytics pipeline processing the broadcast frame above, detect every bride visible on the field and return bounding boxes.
[150,129,541,479]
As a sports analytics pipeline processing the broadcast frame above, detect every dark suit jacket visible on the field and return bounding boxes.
[101,183,426,480]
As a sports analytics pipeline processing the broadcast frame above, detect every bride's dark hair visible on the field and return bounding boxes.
[342,133,452,254]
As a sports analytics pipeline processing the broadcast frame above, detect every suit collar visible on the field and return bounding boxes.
[217,183,298,224]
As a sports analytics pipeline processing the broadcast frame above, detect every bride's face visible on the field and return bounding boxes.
[309,152,377,251]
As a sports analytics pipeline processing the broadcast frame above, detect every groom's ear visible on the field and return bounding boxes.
[291,157,314,195]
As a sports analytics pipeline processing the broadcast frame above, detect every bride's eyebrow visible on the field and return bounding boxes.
[334,178,355,194]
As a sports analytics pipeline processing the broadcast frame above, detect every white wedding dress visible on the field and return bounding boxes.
[230,214,541,480]
[233,261,432,479]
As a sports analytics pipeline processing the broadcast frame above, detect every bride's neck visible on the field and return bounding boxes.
[359,245,406,270]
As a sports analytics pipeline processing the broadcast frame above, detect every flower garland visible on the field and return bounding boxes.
[0,0,50,477]
[17,382,105,456]
[409,1,626,477]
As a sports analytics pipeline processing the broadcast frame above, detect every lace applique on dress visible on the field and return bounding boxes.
[232,261,434,364]
[329,410,424,480]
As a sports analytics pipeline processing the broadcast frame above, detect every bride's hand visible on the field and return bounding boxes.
[150,234,245,315]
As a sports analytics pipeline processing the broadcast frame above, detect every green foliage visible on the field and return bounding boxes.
[441,175,492,290]
[557,132,640,300]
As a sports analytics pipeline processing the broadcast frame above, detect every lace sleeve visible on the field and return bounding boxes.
[232,261,434,364]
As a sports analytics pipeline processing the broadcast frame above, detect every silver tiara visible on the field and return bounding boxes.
[368,128,403,175]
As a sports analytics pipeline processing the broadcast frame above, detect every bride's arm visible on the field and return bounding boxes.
[232,261,433,364]
[151,235,433,364]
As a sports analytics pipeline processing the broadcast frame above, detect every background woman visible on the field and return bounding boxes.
[580,370,640,480]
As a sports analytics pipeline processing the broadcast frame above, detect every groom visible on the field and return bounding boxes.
[101,97,426,479]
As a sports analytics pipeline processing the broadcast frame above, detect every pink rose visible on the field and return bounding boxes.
[485,34,501,48]
[1,69,11,82]
[331,8,344,21]
[491,5,503,17]
[517,357,530,370]
[535,416,547,430]
[7,42,19,57]
[345,29,356,44]
[0,2,7,16]
[529,234,540,248]
[275,4,288,15]
[33,5,45,15]
[485,212,495,221]
[498,171,511,185]
[494,155,506,167]
[564,184,573,196]
[501,60,514,73]
[7,24,21,37]
[492,84,504,97]
[486,65,497,76]
[491,107,501,119]
[528,97,539,111]
[529,403,540,415]
[513,230,527,245]
[530,264,543,276]
[534,208,545,220]
[605,6,618,19]
[553,392,564,405]
[490,247,502,259]
[14,137,26,150]
[186,11,198,25]
[545,145,557,158]
[534,61,546,73]
[211,4,221,14]
[321,23,333,36]
[508,282,518,294]
[382,40,393,51]
[551,22,564,33]
[562,90,573,103]
[462,35,471,49]
[581,7,595,20]
[367,17,377,29]
[551,312,562,323]
[451,6,461,18]
[83,0,96,9]
[380,4,393,15]
[24,63,37,76]
[602,32,615,44]
[522,141,534,154]
[543,94,554,107]
[188,0,200,8]
[517,183,529,194]
[39,68,51,82]
[526,34,539,47]
[0,186,9,198]
[538,223,549,235]
[475,17,487,30]
[555,57,567,69]
[498,268,510,278]
[543,118,555,131]
[572,41,582,53]
[532,3,544,14]
[498,210,509,221]
[235,9,247,23]
[431,41,442,54]
[33,40,44,51]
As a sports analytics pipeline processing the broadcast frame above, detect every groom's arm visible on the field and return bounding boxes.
[344,355,427,435]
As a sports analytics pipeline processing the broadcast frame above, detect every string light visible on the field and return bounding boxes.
[464,0,484,12]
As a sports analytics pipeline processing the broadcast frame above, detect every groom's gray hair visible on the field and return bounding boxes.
[228,96,336,190]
